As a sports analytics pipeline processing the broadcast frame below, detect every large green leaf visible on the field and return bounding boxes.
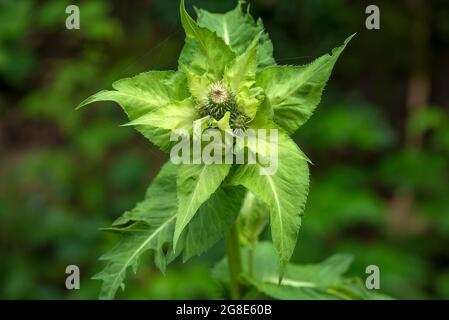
[196,0,276,70]
[77,70,188,120]
[229,132,309,274]
[126,183,246,264]
[93,162,179,300]
[179,0,235,78]
[181,185,246,261]
[123,98,197,133]
[174,163,232,249]
[77,70,189,151]
[213,242,391,300]
[96,162,243,299]
[256,35,354,134]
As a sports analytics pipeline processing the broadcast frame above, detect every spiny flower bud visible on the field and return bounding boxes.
[196,81,250,133]
[198,81,236,120]
[208,81,230,105]
[231,113,250,135]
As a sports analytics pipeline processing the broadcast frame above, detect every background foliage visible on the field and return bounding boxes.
[1,0,448,299]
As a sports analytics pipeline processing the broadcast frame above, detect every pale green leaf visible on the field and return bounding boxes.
[77,70,188,118]
[224,36,264,119]
[179,0,235,78]
[174,163,232,248]
[212,111,231,131]
[181,65,213,103]
[235,119,311,168]
[257,34,354,134]
[229,133,310,274]
[77,70,189,151]
[123,98,197,133]
[196,0,276,70]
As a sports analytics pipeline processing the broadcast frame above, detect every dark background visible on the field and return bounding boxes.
[0,0,448,299]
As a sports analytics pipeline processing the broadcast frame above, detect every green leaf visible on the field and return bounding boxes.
[182,185,246,261]
[179,0,235,78]
[181,65,214,103]
[123,98,197,133]
[174,163,232,249]
[78,70,188,119]
[213,242,388,300]
[196,0,276,70]
[95,161,242,299]
[224,36,264,119]
[256,34,354,134]
[77,70,189,151]
[93,162,179,300]
[212,111,231,131]
[229,132,309,275]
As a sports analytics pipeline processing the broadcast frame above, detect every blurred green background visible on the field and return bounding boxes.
[1,0,449,299]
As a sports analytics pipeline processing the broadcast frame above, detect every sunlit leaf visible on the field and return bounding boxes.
[224,36,264,119]
[229,133,309,274]
[257,35,354,134]
[174,162,232,249]
[196,0,276,70]
[179,0,235,78]
[77,71,189,151]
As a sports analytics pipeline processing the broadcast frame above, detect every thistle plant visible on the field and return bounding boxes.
[78,0,354,300]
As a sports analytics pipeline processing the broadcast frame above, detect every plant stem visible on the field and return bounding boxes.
[224,223,242,300]
[248,246,255,277]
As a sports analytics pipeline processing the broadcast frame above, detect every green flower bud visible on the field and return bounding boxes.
[196,81,250,133]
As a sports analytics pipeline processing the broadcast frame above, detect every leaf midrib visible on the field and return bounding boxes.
[264,276,316,288]
[110,91,165,107]
[271,57,332,108]
[259,166,284,254]
[222,15,230,45]
[183,9,220,76]
[106,214,176,298]
[176,165,208,241]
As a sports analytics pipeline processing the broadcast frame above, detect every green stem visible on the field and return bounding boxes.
[224,223,242,300]
[248,246,254,277]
